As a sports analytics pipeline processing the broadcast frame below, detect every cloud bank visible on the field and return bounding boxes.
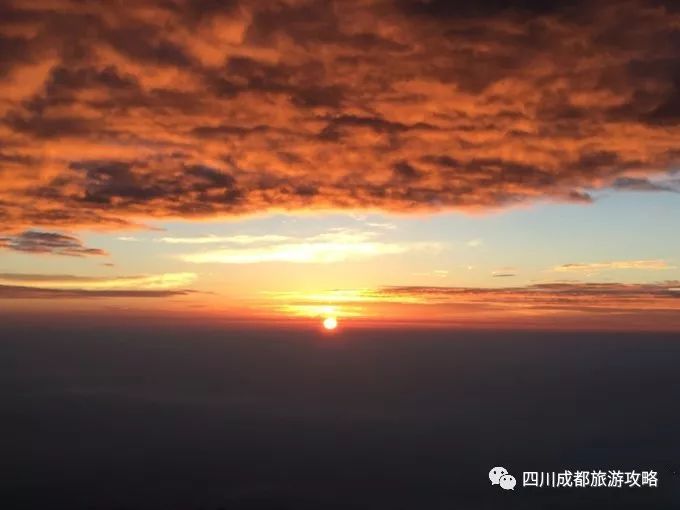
[1,0,679,230]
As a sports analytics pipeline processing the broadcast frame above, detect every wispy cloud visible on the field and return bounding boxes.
[179,229,440,264]
[156,234,291,245]
[412,270,449,278]
[467,239,483,248]
[0,285,192,299]
[0,272,196,290]
[554,260,673,272]
[366,222,397,230]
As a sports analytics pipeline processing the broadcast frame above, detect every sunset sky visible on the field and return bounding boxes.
[2,0,680,329]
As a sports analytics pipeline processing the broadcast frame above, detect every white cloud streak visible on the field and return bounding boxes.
[554,260,673,272]
[156,234,291,245]
[178,229,440,264]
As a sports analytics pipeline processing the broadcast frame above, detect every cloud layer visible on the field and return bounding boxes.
[1,0,679,229]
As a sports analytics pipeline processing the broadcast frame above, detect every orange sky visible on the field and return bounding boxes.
[1,0,680,330]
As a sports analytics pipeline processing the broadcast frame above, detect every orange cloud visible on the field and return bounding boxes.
[0,1,679,230]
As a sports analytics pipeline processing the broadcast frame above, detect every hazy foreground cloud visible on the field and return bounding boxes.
[1,0,680,229]
[0,230,107,256]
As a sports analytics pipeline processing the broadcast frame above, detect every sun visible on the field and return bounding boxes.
[323,316,338,330]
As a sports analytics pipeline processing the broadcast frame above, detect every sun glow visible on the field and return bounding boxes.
[323,316,338,330]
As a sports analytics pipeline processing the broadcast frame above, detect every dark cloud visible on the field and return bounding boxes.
[392,161,421,181]
[0,231,107,257]
[1,0,679,229]
[377,281,680,298]
[398,0,582,18]
[0,285,190,299]
[5,112,103,139]
[185,164,236,189]
[0,34,31,77]
[191,124,273,138]
[643,76,680,125]
[0,273,108,282]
